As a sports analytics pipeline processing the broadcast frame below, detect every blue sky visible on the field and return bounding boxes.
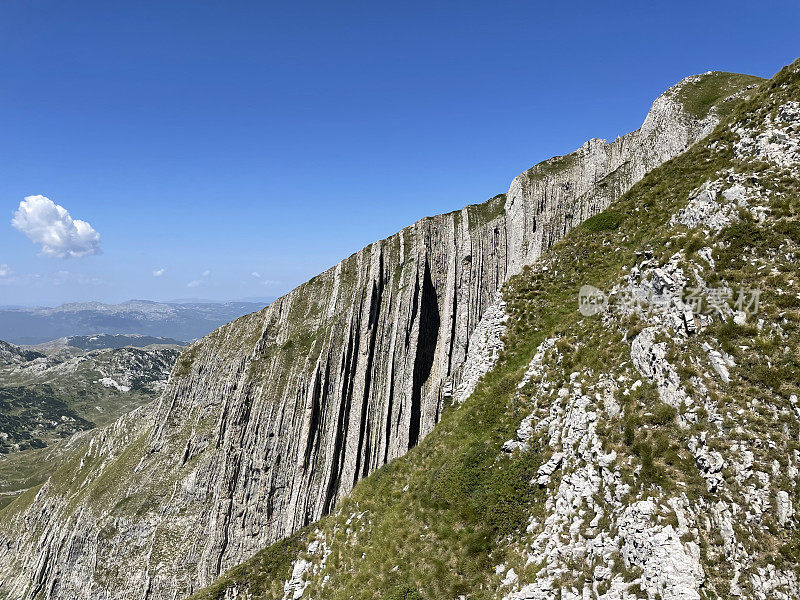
[1,0,798,306]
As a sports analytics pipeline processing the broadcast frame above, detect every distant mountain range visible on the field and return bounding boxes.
[0,299,270,345]
[28,333,186,351]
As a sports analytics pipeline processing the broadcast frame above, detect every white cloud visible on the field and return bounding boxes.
[187,279,201,288]
[202,269,211,277]
[251,271,261,278]
[153,268,165,277]
[11,195,101,258]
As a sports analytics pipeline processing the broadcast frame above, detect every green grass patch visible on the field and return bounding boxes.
[673,71,763,119]
[582,210,625,232]
[187,532,307,600]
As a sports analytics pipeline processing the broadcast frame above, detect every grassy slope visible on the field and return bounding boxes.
[188,63,798,600]
[672,72,763,119]
[0,442,76,511]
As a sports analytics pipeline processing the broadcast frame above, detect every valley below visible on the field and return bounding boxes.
[0,338,180,509]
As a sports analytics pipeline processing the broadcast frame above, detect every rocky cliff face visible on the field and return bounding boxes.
[187,60,799,600]
[0,71,762,600]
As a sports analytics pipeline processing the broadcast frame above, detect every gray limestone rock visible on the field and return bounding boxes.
[535,452,564,486]
[0,72,752,600]
[776,490,793,527]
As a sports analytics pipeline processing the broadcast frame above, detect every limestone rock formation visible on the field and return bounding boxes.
[182,60,799,600]
[0,71,764,600]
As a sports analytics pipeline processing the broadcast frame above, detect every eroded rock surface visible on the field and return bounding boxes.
[0,72,762,600]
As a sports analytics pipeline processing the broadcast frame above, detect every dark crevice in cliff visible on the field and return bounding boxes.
[446,269,458,377]
[354,255,384,483]
[383,359,396,464]
[236,380,255,429]
[408,259,440,450]
[215,398,231,451]
[180,438,191,465]
[323,314,360,514]
[266,480,284,522]
[143,570,154,600]
[303,367,323,471]
[494,227,503,287]
[303,357,330,471]
[406,263,420,351]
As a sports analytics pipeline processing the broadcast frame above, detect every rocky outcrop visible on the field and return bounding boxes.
[0,340,44,365]
[504,73,724,276]
[0,72,761,600]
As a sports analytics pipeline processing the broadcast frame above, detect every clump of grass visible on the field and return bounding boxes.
[648,403,678,426]
[582,210,625,232]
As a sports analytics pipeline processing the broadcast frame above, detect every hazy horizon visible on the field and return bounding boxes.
[0,296,277,310]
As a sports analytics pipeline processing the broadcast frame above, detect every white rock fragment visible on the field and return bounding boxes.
[535,453,564,486]
[776,491,793,526]
[701,342,735,383]
[282,557,311,600]
[96,377,131,392]
[501,568,518,587]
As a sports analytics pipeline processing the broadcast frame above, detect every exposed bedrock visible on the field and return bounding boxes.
[0,72,755,600]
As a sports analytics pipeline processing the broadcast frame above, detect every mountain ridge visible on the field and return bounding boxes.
[189,59,800,600]
[0,68,769,600]
[0,300,267,345]
[27,334,186,351]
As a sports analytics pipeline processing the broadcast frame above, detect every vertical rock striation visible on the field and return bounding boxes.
[0,72,760,600]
